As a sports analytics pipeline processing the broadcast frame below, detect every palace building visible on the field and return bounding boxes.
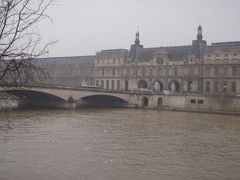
[94,25,240,96]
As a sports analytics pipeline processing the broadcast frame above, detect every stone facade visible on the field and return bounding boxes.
[93,26,240,97]
[92,26,240,111]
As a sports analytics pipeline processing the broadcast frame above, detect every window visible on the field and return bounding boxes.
[106,80,109,89]
[101,80,104,88]
[216,54,219,58]
[174,67,178,75]
[232,66,237,76]
[224,54,228,58]
[190,99,196,104]
[188,66,193,75]
[149,69,153,76]
[224,67,228,76]
[214,81,219,93]
[231,81,237,93]
[223,81,228,93]
[157,57,163,64]
[113,59,115,64]
[214,67,218,76]
[206,67,211,76]
[96,80,99,86]
[101,69,104,76]
[117,80,120,90]
[233,53,237,58]
[142,68,146,77]
[157,67,161,76]
[112,69,115,76]
[198,100,204,104]
[111,80,115,89]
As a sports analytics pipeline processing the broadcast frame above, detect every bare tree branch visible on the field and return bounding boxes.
[0,0,56,89]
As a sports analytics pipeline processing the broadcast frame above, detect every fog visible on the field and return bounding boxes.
[39,0,240,57]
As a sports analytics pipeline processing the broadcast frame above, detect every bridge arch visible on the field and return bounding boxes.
[81,95,128,108]
[3,89,67,109]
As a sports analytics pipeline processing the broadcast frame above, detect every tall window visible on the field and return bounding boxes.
[149,69,153,76]
[214,67,218,76]
[157,67,161,76]
[111,80,115,89]
[232,66,237,76]
[231,81,237,93]
[206,67,211,76]
[223,81,228,93]
[224,67,228,77]
[214,81,219,93]
[112,69,115,76]
[101,80,104,88]
[96,80,99,86]
[117,80,120,90]
[188,66,193,76]
[101,69,104,76]
[106,80,109,89]
[205,81,210,92]
[174,67,178,75]
[142,68,146,77]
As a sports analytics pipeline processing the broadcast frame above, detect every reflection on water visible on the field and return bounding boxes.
[0,109,240,180]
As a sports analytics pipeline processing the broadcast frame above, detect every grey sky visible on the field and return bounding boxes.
[39,0,240,57]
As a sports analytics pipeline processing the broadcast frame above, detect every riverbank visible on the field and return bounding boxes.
[157,106,240,116]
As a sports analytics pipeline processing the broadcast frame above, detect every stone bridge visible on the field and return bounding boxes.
[0,85,166,109]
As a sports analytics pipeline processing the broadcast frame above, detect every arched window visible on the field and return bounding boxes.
[169,81,180,93]
[153,81,163,92]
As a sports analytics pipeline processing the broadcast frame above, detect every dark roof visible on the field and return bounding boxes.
[133,45,191,62]
[164,46,191,61]
[33,56,95,66]
[97,49,129,57]
[206,41,240,52]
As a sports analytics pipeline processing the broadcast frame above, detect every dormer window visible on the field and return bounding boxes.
[156,57,163,64]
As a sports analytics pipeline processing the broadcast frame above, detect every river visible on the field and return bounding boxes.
[0,109,240,180]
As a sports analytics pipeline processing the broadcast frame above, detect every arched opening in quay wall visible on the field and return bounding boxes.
[157,97,163,107]
[142,97,148,107]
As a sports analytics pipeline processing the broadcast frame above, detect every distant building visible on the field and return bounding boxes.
[94,25,240,97]
[33,56,95,87]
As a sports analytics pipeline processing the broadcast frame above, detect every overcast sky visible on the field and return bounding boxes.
[39,0,240,57]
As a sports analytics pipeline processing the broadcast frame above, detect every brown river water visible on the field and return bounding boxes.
[0,108,240,180]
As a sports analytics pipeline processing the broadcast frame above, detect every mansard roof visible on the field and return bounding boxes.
[97,49,129,57]
[33,55,95,66]
[132,45,192,62]
[206,41,240,52]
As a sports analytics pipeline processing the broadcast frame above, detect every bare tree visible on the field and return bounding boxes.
[0,0,56,88]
